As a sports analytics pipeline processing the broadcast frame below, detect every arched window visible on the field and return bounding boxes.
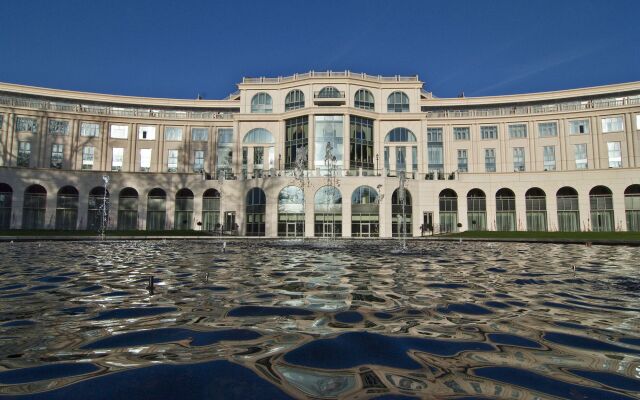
[318,86,341,98]
[278,186,304,237]
[175,188,194,230]
[496,188,516,231]
[439,189,458,233]
[625,184,640,231]
[525,188,547,231]
[314,186,342,237]
[203,189,221,232]
[23,185,47,229]
[87,187,109,231]
[55,186,78,230]
[285,89,305,111]
[467,189,486,231]
[118,188,138,230]
[0,183,13,229]
[246,188,266,236]
[243,128,275,144]
[354,89,374,110]
[387,91,409,112]
[556,187,579,232]
[392,188,413,237]
[385,128,417,142]
[590,186,613,232]
[147,188,166,231]
[251,92,272,113]
[351,186,379,237]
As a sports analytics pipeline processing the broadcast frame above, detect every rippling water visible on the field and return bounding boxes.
[0,239,639,399]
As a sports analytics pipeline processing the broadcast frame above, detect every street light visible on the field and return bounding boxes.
[376,153,379,176]
[278,153,281,171]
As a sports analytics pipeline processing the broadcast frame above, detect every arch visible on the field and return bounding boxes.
[351,185,379,237]
[0,183,13,229]
[55,185,79,230]
[175,188,194,230]
[392,187,413,237]
[318,86,341,98]
[147,188,166,231]
[87,186,109,231]
[314,186,342,237]
[118,187,138,230]
[625,184,640,231]
[556,186,580,232]
[496,188,516,231]
[496,188,516,198]
[246,187,266,236]
[285,89,305,111]
[590,185,613,232]
[525,187,547,231]
[385,127,417,142]
[278,186,304,237]
[354,89,374,110]
[243,128,275,144]
[387,91,409,112]
[439,189,458,233]
[23,184,47,229]
[202,189,221,232]
[467,188,486,231]
[251,92,272,113]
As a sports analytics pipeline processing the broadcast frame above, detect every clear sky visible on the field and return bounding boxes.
[1,0,639,99]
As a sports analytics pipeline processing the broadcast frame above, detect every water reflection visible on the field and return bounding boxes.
[0,240,639,399]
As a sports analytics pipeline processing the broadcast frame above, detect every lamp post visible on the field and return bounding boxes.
[278,153,281,171]
[376,153,379,176]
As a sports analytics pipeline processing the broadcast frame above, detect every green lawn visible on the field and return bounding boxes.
[441,231,640,241]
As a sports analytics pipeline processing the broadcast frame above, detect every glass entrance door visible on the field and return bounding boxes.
[323,222,333,237]
[423,211,433,235]
[224,212,236,234]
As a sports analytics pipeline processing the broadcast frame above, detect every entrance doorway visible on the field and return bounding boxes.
[224,211,236,234]
[423,211,433,236]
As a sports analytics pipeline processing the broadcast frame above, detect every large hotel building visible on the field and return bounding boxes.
[0,71,639,237]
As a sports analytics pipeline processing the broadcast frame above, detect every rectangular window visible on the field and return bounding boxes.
[636,115,640,130]
[607,142,622,168]
[140,149,152,172]
[82,146,95,170]
[138,126,156,140]
[110,125,129,139]
[164,127,183,141]
[167,149,178,172]
[16,117,38,132]
[513,147,525,171]
[191,127,209,141]
[538,122,558,137]
[453,127,470,140]
[17,141,31,167]
[80,122,100,137]
[50,144,64,168]
[574,144,587,169]
[112,147,124,171]
[485,148,496,172]
[457,149,468,172]
[0,114,4,129]
[383,146,390,172]
[543,145,556,171]
[508,124,527,138]
[480,126,498,140]
[568,119,589,135]
[194,150,205,172]
[602,116,624,133]
[48,119,69,135]
[216,128,234,178]
[396,146,406,172]
[412,146,418,172]
[427,127,443,142]
[427,127,444,175]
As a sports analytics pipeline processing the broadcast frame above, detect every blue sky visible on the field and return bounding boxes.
[1,0,639,99]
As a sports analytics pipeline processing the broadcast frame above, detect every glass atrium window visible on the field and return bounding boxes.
[485,148,496,172]
[453,127,470,140]
[251,92,272,113]
[167,150,178,172]
[480,126,498,140]
[191,127,209,141]
[17,141,31,167]
[385,128,416,142]
[285,117,308,169]
[508,124,527,138]
[607,142,622,168]
[165,127,183,141]
[80,122,100,137]
[543,146,556,171]
[48,119,69,135]
[387,91,409,112]
[513,147,525,171]
[350,116,373,170]
[568,119,589,135]
[110,125,129,139]
[457,149,468,172]
[602,116,624,133]
[538,122,558,137]
[354,89,374,110]
[50,144,64,169]
[112,148,124,171]
[138,126,156,140]
[285,89,305,111]
[16,117,38,132]
[574,144,587,169]
[314,116,343,174]
[82,147,94,170]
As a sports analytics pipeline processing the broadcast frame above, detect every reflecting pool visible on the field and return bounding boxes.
[0,240,639,399]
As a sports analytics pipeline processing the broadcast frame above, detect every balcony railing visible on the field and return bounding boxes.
[0,93,236,121]
[243,71,420,84]
[425,95,640,119]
